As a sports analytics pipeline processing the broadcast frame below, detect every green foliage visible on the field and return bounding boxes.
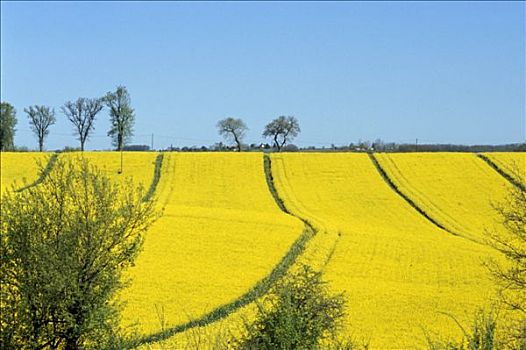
[0,157,156,349]
[262,116,300,152]
[217,118,248,152]
[231,265,347,350]
[104,86,135,151]
[0,102,17,151]
[426,310,499,350]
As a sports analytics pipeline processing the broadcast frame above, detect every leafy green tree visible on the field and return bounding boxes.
[25,105,56,152]
[232,265,348,350]
[217,117,248,152]
[61,98,103,151]
[104,86,135,151]
[0,102,17,151]
[262,116,300,152]
[0,158,156,349]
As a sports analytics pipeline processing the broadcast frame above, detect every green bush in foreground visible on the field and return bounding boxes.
[231,265,353,350]
[0,158,156,350]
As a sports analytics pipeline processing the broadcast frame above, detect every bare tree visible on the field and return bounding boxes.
[24,105,56,152]
[217,117,248,152]
[61,98,103,151]
[262,116,300,152]
[104,86,135,151]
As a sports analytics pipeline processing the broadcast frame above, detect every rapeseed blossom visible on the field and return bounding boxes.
[270,153,500,348]
[0,152,50,191]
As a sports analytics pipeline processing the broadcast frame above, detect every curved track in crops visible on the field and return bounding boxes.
[368,153,466,239]
[16,152,59,192]
[142,153,165,202]
[477,154,525,191]
[129,154,315,348]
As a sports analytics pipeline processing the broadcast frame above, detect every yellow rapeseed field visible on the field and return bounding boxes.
[121,153,303,336]
[3,151,516,348]
[270,153,499,349]
[0,152,51,191]
[483,152,525,183]
[375,152,512,242]
[61,152,158,188]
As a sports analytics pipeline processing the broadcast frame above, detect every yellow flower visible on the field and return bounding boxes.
[0,152,50,191]
[270,153,500,349]
[120,153,303,336]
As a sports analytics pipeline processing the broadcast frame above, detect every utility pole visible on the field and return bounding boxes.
[151,133,154,151]
[415,138,418,152]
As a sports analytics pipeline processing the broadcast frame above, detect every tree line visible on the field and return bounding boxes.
[1,89,302,152]
[0,86,135,152]
[3,96,524,153]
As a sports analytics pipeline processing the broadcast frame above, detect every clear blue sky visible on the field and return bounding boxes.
[1,1,524,150]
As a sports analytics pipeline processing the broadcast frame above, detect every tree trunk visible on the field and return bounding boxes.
[80,139,85,152]
[274,135,280,152]
[117,133,123,152]
[234,134,241,152]
[280,139,287,152]
[39,139,44,152]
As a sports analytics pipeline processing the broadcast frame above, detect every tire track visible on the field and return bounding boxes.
[142,153,165,202]
[15,152,59,192]
[128,154,315,348]
[477,153,525,191]
[368,153,468,240]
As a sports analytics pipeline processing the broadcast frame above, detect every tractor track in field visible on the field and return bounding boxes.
[15,152,59,192]
[368,152,467,240]
[477,153,525,192]
[142,153,165,202]
[13,152,166,200]
[128,154,315,348]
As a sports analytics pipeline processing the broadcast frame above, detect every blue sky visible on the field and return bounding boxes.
[1,1,524,150]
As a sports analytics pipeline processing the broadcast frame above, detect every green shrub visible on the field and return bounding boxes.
[0,157,156,350]
[231,265,349,350]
